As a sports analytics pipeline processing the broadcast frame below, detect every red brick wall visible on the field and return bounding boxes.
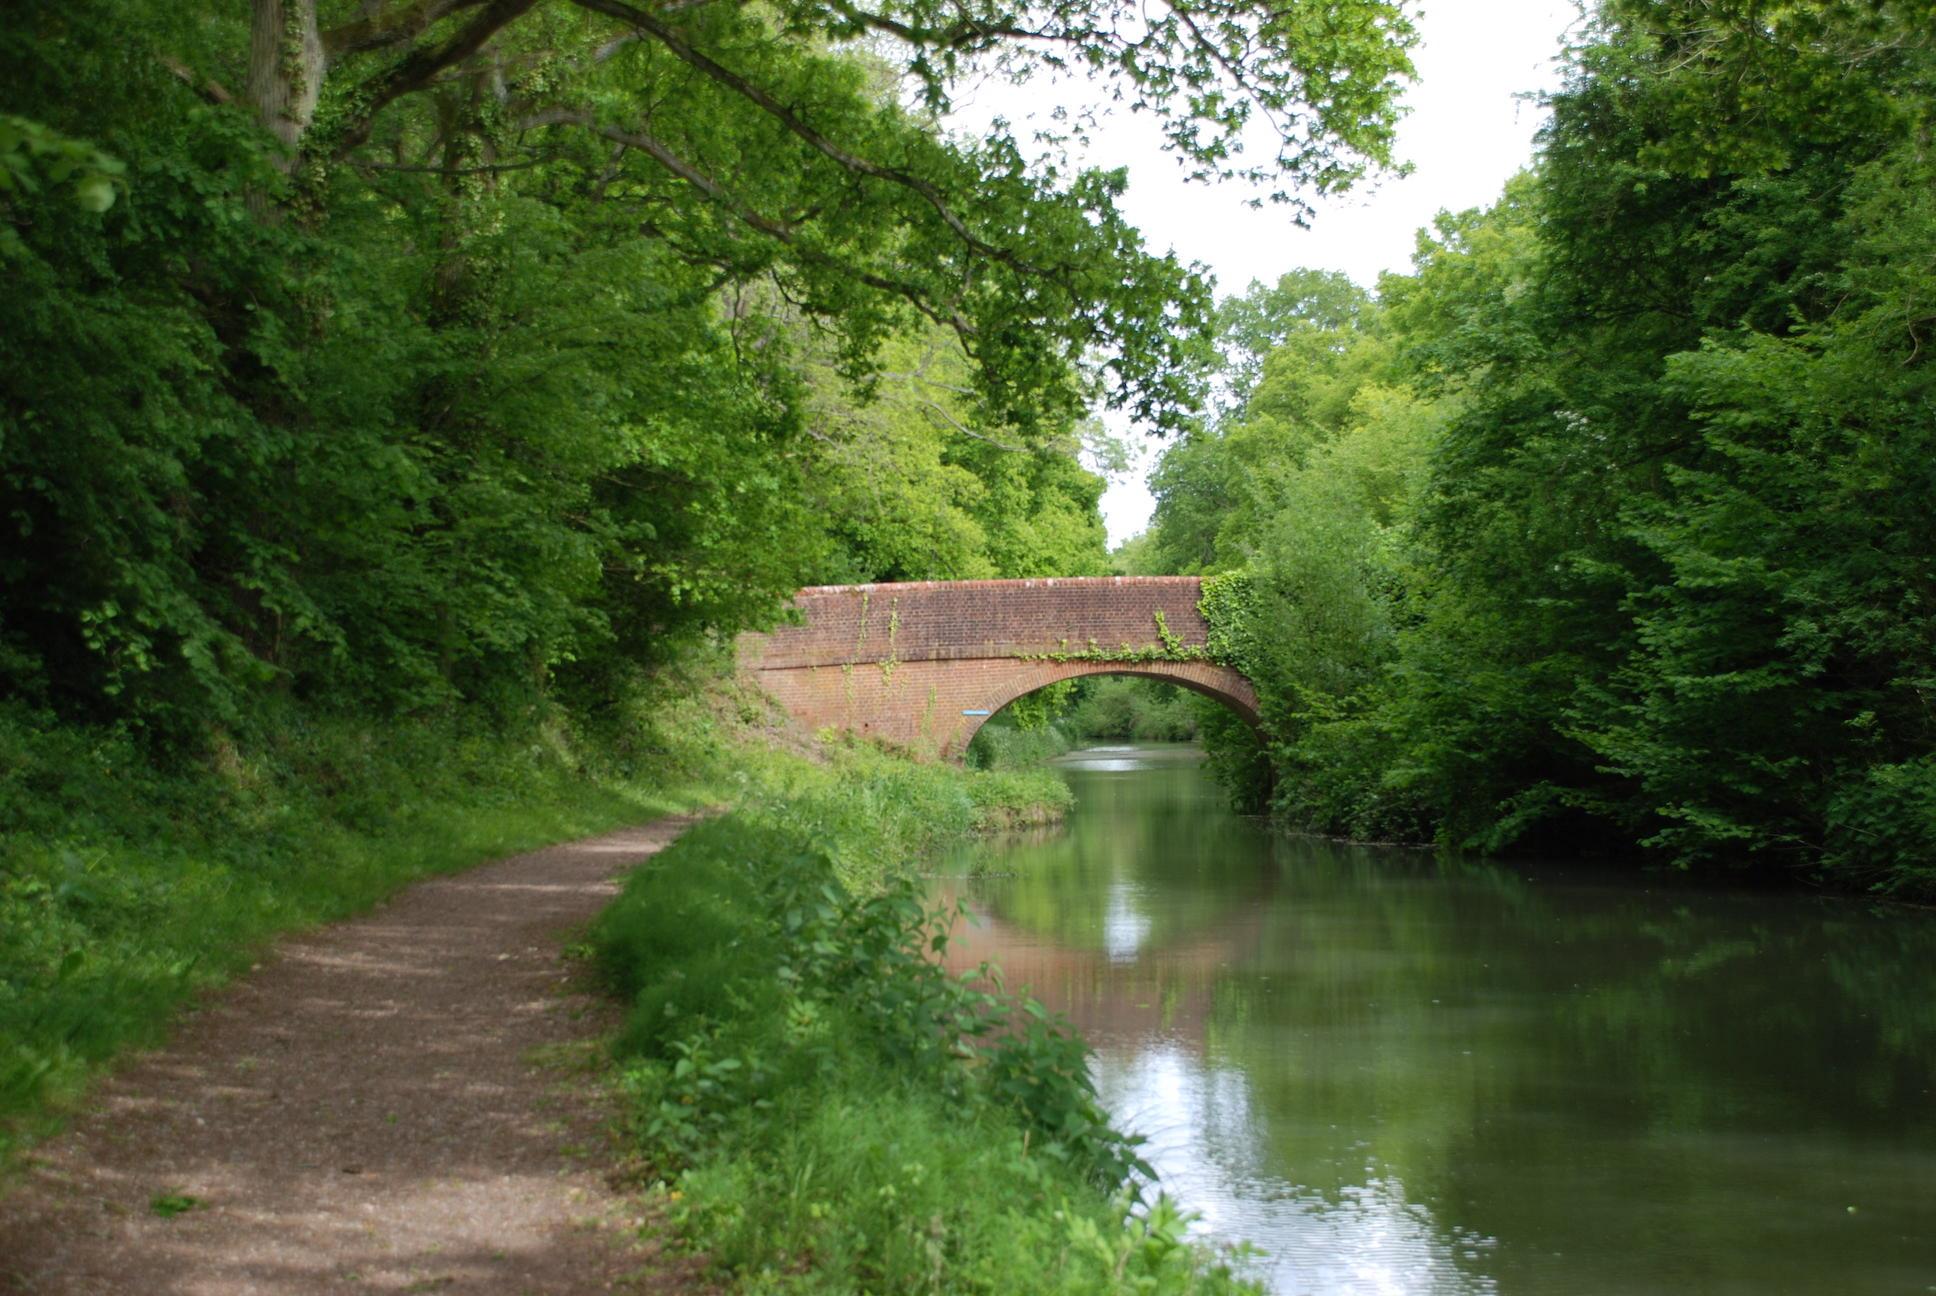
[744,577,1215,670]
[754,658,1259,759]
[741,578,1258,760]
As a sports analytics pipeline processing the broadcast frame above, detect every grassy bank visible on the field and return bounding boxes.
[966,717,1076,771]
[592,752,1255,1294]
[0,691,729,1164]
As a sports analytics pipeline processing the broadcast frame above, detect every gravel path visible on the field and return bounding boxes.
[0,817,709,1295]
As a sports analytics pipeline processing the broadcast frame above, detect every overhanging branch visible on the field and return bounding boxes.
[567,0,1050,276]
[532,110,976,339]
[327,0,540,158]
[323,0,492,57]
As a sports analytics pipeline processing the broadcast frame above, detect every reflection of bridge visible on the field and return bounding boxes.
[740,577,1260,759]
[935,886,1273,1048]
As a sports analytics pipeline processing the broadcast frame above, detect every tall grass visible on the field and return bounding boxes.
[720,740,1071,886]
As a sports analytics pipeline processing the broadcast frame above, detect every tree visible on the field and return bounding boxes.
[1212,268,1371,409]
[1109,1,1936,892]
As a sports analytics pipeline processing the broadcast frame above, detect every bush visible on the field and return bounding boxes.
[966,718,1075,770]
[1821,758,1936,896]
[1063,678,1201,743]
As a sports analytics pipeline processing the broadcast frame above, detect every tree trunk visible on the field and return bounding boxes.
[247,0,326,166]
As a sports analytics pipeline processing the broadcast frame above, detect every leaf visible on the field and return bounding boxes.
[148,1193,204,1219]
[74,171,116,212]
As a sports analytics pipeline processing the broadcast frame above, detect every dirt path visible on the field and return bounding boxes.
[0,818,709,1296]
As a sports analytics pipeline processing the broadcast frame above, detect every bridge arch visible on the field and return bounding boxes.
[739,577,1260,761]
[957,661,1260,753]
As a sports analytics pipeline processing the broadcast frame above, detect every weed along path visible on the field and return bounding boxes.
[0,817,709,1296]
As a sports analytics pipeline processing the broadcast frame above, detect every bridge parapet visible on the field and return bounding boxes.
[744,576,1215,670]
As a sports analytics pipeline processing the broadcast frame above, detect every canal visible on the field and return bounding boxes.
[937,744,1936,1294]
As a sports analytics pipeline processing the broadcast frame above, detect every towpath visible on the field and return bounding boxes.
[0,818,706,1295]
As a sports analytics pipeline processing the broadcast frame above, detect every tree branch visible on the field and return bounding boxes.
[323,0,492,57]
[820,0,1051,54]
[328,0,540,158]
[161,55,235,105]
[351,155,550,174]
[536,111,976,338]
[567,0,1050,275]
[910,397,1032,452]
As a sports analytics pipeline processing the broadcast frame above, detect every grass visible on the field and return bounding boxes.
[591,747,1257,1294]
[965,717,1075,770]
[0,680,1068,1168]
[147,1192,204,1219]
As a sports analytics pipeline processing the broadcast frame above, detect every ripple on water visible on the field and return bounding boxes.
[1098,1046,1500,1296]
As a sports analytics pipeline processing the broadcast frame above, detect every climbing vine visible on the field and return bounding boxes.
[1009,578,1257,671]
[878,605,902,684]
[853,590,872,659]
[1017,632,1207,666]
[1197,572,1258,674]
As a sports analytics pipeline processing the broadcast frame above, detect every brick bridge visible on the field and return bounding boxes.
[740,577,1260,760]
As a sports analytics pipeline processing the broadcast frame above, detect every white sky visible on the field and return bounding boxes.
[949,1,1581,545]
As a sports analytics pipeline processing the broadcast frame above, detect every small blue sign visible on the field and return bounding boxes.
[962,708,991,716]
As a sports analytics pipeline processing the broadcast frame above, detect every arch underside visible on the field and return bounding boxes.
[959,662,1259,755]
[751,656,1260,761]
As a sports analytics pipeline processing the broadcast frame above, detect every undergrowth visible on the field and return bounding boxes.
[966,718,1076,771]
[592,757,1256,1294]
[1,677,1241,1292]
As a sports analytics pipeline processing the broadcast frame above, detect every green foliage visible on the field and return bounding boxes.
[966,718,1076,770]
[1108,531,1169,576]
[1144,1,1936,890]
[147,1193,204,1219]
[0,0,1420,746]
[1196,572,1260,675]
[0,114,124,248]
[1194,702,1272,815]
[1061,679,1201,743]
[1211,270,1372,410]
[794,322,1111,586]
[593,756,1253,1293]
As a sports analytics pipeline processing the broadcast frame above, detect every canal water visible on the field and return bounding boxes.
[935,744,1936,1295]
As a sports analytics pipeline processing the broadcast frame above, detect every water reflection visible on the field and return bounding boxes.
[936,744,1936,1295]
